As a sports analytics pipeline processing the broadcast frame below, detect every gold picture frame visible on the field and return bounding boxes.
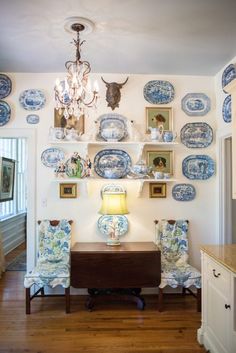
[146,150,173,175]
[149,182,167,198]
[59,183,77,199]
[54,108,85,135]
[145,107,173,133]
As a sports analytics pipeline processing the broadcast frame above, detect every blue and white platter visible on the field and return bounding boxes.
[0,74,12,99]
[98,215,128,236]
[182,155,215,180]
[143,80,175,104]
[94,149,132,179]
[0,100,11,126]
[41,148,65,168]
[26,114,40,124]
[222,64,236,93]
[172,184,196,201]
[19,89,46,111]
[180,122,213,148]
[181,93,211,116]
[222,95,231,123]
[97,113,128,141]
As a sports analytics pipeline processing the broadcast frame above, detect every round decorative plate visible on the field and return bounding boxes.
[222,95,231,123]
[172,184,196,201]
[0,100,11,126]
[143,80,175,104]
[222,64,236,93]
[65,156,87,178]
[94,149,132,179]
[98,215,128,236]
[26,114,40,124]
[0,74,12,99]
[181,93,211,116]
[41,148,65,168]
[19,89,46,111]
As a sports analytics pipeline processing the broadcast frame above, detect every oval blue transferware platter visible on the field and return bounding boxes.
[180,122,213,148]
[181,93,211,116]
[97,113,128,141]
[222,95,231,123]
[182,155,215,180]
[0,100,11,126]
[41,148,65,168]
[222,64,236,93]
[19,89,46,111]
[26,114,40,124]
[94,149,132,179]
[143,80,175,104]
[0,74,12,99]
[172,184,196,201]
[98,215,128,236]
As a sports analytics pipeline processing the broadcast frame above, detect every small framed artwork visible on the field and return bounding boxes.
[147,150,173,174]
[149,182,167,198]
[145,107,173,133]
[54,108,85,135]
[59,183,77,199]
[0,157,15,202]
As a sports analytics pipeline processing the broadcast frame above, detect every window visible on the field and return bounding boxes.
[0,138,27,220]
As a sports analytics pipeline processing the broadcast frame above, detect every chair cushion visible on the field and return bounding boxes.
[160,263,201,289]
[24,261,70,288]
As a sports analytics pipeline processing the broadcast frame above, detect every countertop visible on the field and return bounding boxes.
[201,244,236,274]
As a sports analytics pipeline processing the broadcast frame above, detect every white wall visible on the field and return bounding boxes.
[0,72,218,269]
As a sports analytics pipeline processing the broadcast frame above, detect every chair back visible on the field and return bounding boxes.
[37,220,72,263]
[155,220,189,265]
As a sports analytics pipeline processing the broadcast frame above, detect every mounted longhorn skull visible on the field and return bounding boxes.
[101,77,129,110]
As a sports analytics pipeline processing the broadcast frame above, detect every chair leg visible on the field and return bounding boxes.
[158,287,163,312]
[40,287,45,296]
[197,288,201,312]
[182,287,186,296]
[26,287,31,315]
[65,287,70,314]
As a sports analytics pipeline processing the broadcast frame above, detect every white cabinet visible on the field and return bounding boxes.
[224,79,236,199]
[198,251,236,353]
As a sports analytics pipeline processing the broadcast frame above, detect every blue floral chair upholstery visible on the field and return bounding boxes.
[24,219,72,314]
[154,219,201,312]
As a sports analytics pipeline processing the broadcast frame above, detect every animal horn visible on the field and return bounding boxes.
[119,77,129,87]
[101,76,109,85]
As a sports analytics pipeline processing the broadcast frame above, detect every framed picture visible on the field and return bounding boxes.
[145,107,173,133]
[0,157,15,202]
[149,182,167,198]
[147,150,173,174]
[59,183,77,199]
[54,108,85,135]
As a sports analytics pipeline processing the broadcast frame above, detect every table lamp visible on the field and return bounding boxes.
[98,184,129,246]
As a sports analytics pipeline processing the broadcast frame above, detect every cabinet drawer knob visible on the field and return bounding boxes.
[212,269,221,278]
[225,304,231,309]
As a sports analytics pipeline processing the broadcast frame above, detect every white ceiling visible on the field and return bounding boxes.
[1,0,236,75]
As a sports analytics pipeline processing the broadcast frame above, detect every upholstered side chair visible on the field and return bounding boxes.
[154,219,201,312]
[24,219,72,314]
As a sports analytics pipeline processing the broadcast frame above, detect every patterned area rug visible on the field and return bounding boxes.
[6,251,26,271]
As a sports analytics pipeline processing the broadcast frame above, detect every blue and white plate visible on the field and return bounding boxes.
[94,149,132,179]
[41,148,65,168]
[172,184,196,201]
[180,122,213,148]
[222,95,231,123]
[181,93,211,116]
[0,101,11,126]
[26,114,40,124]
[19,89,46,111]
[0,74,12,99]
[97,113,128,141]
[182,155,215,180]
[222,64,236,93]
[98,215,128,236]
[143,80,175,104]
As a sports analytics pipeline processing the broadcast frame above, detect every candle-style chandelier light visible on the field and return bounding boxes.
[55,20,99,119]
